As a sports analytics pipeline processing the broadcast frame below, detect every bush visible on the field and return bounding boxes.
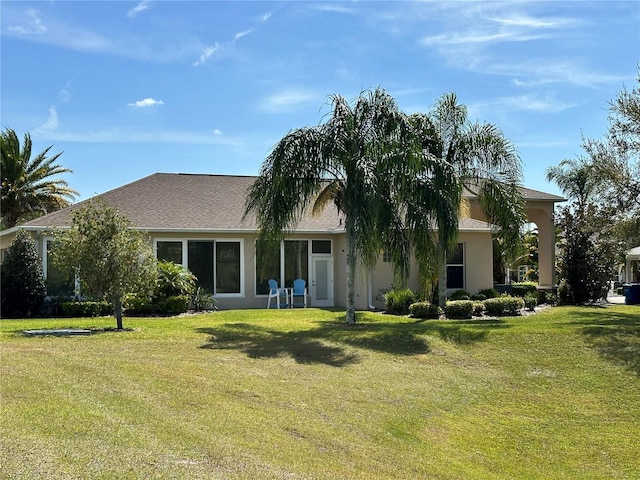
[160,295,190,314]
[524,295,537,311]
[156,261,196,299]
[384,288,417,315]
[124,294,155,316]
[409,301,442,319]
[472,301,485,316]
[471,293,486,301]
[0,230,47,318]
[449,289,471,301]
[190,287,218,312]
[511,282,538,298]
[445,300,474,319]
[484,296,525,316]
[478,288,499,299]
[61,301,112,317]
[39,296,74,317]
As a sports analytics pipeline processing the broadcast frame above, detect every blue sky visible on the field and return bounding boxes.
[2,1,638,201]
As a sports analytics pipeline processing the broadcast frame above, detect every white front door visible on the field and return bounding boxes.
[311,256,333,307]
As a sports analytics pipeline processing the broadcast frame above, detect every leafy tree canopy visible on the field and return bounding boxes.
[51,200,157,329]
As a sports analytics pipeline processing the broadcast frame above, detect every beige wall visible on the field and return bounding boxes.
[467,198,558,289]
[357,230,494,310]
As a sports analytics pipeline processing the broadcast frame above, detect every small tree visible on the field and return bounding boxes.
[0,229,46,317]
[51,200,157,329]
[556,205,615,304]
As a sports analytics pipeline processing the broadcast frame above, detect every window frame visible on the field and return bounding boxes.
[446,242,465,290]
[154,238,244,298]
[255,239,333,297]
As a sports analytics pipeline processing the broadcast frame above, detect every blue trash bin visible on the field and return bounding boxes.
[623,283,640,305]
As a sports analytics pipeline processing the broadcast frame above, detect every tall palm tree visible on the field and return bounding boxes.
[244,88,460,324]
[545,157,598,212]
[409,93,527,304]
[1,128,77,229]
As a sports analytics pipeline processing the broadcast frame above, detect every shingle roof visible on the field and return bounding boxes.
[18,173,344,232]
[12,172,562,234]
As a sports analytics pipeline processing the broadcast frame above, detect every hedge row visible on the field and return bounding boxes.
[408,294,529,320]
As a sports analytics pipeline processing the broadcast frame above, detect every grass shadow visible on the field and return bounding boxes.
[561,307,640,376]
[197,315,509,366]
[198,323,361,367]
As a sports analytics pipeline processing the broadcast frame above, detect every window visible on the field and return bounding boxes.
[189,241,214,294]
[446,243,464,289]
[518,265,529,282]
[216,242,241,294]
[255,242,281,296]
[257,239,325,295]
[382,251,392,263]
[284,240,308,288]
[157,241,183,264]
[155,239,242,296]
[311,240,331,254]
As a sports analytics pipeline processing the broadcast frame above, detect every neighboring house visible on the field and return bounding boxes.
[0,173,565,310]
[623,246,640,283]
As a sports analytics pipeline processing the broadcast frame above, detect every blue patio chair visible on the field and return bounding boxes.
[290,278,308,308]
[267,279,289,308]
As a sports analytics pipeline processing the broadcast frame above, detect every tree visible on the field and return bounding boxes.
[245,88,451,324]
[1,128,78,229]
[0,229,47,318]
[51,200,157,329]
[545,157,599,213]
[245,88,525,323]
[556,205,615,304]
[409,93,527,304]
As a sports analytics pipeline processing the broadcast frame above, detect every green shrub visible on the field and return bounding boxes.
[524,295,537,311]
[537,289,557,305]
[39,296,73,317]
[160,295,190,314]
[484,296,525,316]
[409,301,442,319]
[384,288,417,315]
[512,282,538,298]
[449,289,471,301]
[156,260,196,297]
[0,230,47,318]
[190,287,218,312]
[478,288,499,299]
[471,293,486,301]
[124,294,155,316]
[445,300,474,319]
[61,301,112,317]
[472,301,485,316]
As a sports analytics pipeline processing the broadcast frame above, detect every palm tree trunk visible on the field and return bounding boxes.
[345,228,357,325]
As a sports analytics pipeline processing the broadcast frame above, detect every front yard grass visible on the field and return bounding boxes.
[1,305,639,479]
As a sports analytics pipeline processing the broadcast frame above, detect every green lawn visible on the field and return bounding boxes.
[1,305,639,479]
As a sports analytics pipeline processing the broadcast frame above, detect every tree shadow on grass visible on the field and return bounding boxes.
[196,316,509,367]
[561,307,640,376]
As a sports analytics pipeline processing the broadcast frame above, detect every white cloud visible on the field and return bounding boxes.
[127,1,152,18]
[56,83,73,104]
[213,129,223,136]
[193,42,222,67]
[235,29,254,41]
[260,12,273,23]
[35,106,60,134]
[260,89,318,113]
[8,8,47,35]
[128,98,164,107]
